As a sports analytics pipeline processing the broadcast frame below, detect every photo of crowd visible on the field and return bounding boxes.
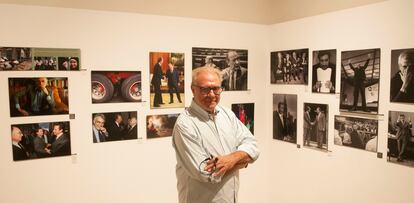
[0,47,32,70]
[34,56,57,70]
[340,48,380,114]
[11,122,71,161]
[388,111,414,167]
[92,111,138,143]
[271,48,308,85]
[8,77,69,117]
[390,48,414,103]
[312,49,336,94]
[150,52,185,108]
[146,114,179,139]
[273,94,297,143]
[193,47,248,91]
[231,103,254,134]
[303,103,328,151]
[334,115,378,152]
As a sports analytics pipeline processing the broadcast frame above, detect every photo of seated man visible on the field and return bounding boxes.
[9,77,69,117]
[92,111,138,143]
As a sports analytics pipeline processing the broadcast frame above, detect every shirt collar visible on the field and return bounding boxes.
[189,99,220,121]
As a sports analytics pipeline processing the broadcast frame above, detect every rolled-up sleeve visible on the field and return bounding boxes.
[172,118,222,183]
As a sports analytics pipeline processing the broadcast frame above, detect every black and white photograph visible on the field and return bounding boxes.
[270,48,308,85]
[11,121,71,161]
[303,103,328,151]
[192,47,248,91]
[150,52,185,109]
[312,49,336,94]
[146,114,179,139]
[9,77,69,117]
[92,111,138,143]
[34,56,57,70]
[0,47,32,70]
[273,94,297,143]
[340,48,380,114]
[231,103,254,134]
[334,115,378,152]
[388,111,414,167]
[390,48,414,103]
[91,71,142,103]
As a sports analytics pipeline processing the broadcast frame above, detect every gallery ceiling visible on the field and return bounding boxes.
[0,0,387,24]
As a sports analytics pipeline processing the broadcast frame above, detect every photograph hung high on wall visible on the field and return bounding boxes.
[390,48,414,103]
[91,71,142,103]
[149,52,185,109]
[146,114,179,139]
[303,103,328,151]
[312,49,336,94]
[0,47,81,71]
[273,94,297,144]
[388,111,414,167]
[9,77,69,117]
[340,48,380,114]
[192,47,248,91]
[270,48,308,85]
[92,111,138,143]
[11,121,71,161]
[334,115,378,152]
[231,103,254,134]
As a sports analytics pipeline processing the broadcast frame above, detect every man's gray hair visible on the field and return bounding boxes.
[93,113,105,123]
[398,51,414,65]
[191,66,222,86]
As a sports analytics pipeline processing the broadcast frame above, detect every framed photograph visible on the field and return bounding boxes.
[388,111,414,166]
[91,71,142,103]
[92,111,138,143]
[192,47,248,91]
[303,103,328,151]
[9,77,69,117]
[312,49,336,93]
[231,103,254,134]
[146,114,179,139]
[340,48,380,114]
[390,48,414,103]
[0,47,32,70]
[270,48,308,85]
[273,94,297,144]
[149,52,185,109]
[11,121,71,161]
[334,115,378,152]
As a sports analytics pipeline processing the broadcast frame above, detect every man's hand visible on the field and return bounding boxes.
[399,68,413,92]
[204,151,252,177]
[41,87,49,96]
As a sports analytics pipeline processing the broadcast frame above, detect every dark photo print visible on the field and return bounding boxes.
[11,121,71,161]
[193,47,248,91]
[146,114,179,139]
[91,71,142,103]
[388,111,414,167]
[0,47,32,71]
[271,48,309,85]
[231,103,254,134]
[340,48,380,114]
[92,111,138,143]
[303,103,328,151]
[390,48,414,103]
[273,94,297,144]
[312,49,336,94]
[9,77,69,117]
[334,115,378,152]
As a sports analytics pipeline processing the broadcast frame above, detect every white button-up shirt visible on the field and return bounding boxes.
[172,100,259,203]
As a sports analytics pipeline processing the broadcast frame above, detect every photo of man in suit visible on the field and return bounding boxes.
[395,114,412,161]
[124,116,138,140]
[33,127,51,158]
[273,102,286,140]
[348,55,371,112]
[303,106,314,146]
[166,57,182,104]
[221,51,248,91]
[106,113,124,141]
[390,50,414,103]
[11,126,29,161]
[151,57,164,107]
[315,107,326,149]
[92,113,108,143]
[45,123,70,157]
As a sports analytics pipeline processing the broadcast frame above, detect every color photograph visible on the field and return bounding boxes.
[9,77,69,117]
[312,49,336,94]
[271,48,308,85]
[92,111,138,143]
[388,111,414,167]
[146,114,179,139]
[149,52,185,109]
[390,48,414,103]
[303,103,328,151]
[273,94,297,144]
[231,103,254,134]
[0,47,32,70]
[32,48,81,71]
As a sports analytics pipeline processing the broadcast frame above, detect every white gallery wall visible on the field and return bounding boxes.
[0,0,413,203]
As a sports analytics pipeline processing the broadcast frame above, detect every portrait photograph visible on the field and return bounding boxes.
[192,47,248,91]
[273,94,297,144]
[0,47,32,70]
[92,111,138,143]
[312,49,336,94]
[146,114,179,139]
[388,111,414,167]
[91,71,142,103]
[390,48,414,103]
[334,115,378,152]
[11,121,71,161]
[231,103,255,134]
[149,52,185,109]
[9,77,69,117]
[340,48,380,114]
[32,48,81,71]
[270,48,309,85]
[303,103,328,151]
